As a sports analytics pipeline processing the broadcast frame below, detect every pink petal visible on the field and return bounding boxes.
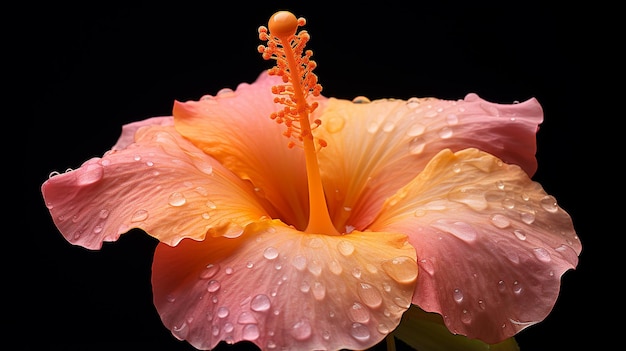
[151,220,417,350]
[174,72,329,231]
[42,123,269,249]
[369,148,580,343]
[315,95,542,232]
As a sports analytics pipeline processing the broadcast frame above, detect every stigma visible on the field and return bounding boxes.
[258,11,339,236]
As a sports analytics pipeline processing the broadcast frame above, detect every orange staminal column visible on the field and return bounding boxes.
[258,11,340,236]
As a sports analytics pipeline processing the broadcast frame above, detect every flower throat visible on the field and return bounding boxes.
[258,11,340,236]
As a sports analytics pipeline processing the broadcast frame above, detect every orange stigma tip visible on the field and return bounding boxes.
[268,11,299,38]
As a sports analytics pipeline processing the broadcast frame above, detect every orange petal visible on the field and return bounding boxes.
[42,123,268,249]
[314,95,542,232]
[174,72,329,230]
[369,148,580,343]
[151,220,417,350]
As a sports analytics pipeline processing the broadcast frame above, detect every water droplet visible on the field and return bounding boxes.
[383,121,395,132]
[406,97,421,108]
[326,116,345,133]
[497,280,506,292]
[242,324,260,341]
[461,309,472,324]
[540,195,558,213]
[533,247,551,262]
[357,283,382,308]
[217,88,235,97]
[206,200,217,209]
[131,209,149,222]
[424,109,438,118]
[307,260,323,276]
[166,294,176,303]
[93,225,103,234]
[490,214,511,228]
[381,256,418,283]
[291,255,307,271]
[419,258,435,275]
[99,209,109,219]
[432,220,477,242]
[216,306,229,318]
[478,299,486,310]
[337,240,354,256]
[438,126,453,138]
[519,205,536,224]
[250,294,271,312]
[512,281,522,294]
[263,247,279,260]
[312,281,326,300]
[146,161,154,167]
[406,123,425,137]
[448,188,488,211]
[237,311,258,324]
[502,198,516,209]
[291,319,312,340]
[446,114,459,125]
[351,267,362,278]
[349,302,370,323]
[350,323,371,342]
[300,280,310,293]
[513,229,527,240]
[453,288,464,303]
[408,137,425,154]
[367,121,379,133]
[328,260,343,275]
[207,280,221,292]
[200,264,220,279]
[168,192,187,206]
[352,96,371,104]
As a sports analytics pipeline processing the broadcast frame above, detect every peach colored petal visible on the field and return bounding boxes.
[151,219,417,350]
[42,123,269,249]
[174,72,329,231]
[314,95,542,233]
[369,148,580,343]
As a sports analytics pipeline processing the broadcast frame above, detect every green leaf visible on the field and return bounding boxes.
[391,305,520,351]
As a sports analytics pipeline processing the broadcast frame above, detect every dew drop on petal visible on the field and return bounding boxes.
[453,288,464,303]
[438,126,453,138]
[131,209,149,222]
[513,229,527,240]
[207,280,221,292]
[446,114,459,125]
[237,311,258,324]
[312,281,326,300]
[200,264,220,279]
[325,116,345,133]
[381,256,418,284]
[217,306,229,318]
[263,247,279,260]
[291,255,307,270]
[408,137,426,155]
[406,123,425,137]
[168,192,187,206]
[350,323,371,342]
[532,247,551,262]
[349,302,370,323]
[540,195,558,213]
[357,283,383,308]
[490,214,511,228]
[250,294,271,312]
[461,309,472,324]
[242,324,260,341]
[291,319,312,341]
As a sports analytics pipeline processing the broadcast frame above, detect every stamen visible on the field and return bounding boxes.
[259,11,340,236]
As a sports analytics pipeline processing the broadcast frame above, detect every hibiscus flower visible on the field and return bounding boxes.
[41,10,580,351]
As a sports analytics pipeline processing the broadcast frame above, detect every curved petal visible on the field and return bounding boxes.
[152,219,417,351]
[369,148,580,343]
[42,122,269,250]
[174,72,329,230]
[315,95,542,232]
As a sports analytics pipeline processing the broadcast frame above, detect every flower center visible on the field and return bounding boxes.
[258,11,340,236]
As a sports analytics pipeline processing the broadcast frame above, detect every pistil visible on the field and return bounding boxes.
[259,11,341,236]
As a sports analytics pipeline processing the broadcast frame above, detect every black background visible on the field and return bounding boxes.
[13,1,599,350]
